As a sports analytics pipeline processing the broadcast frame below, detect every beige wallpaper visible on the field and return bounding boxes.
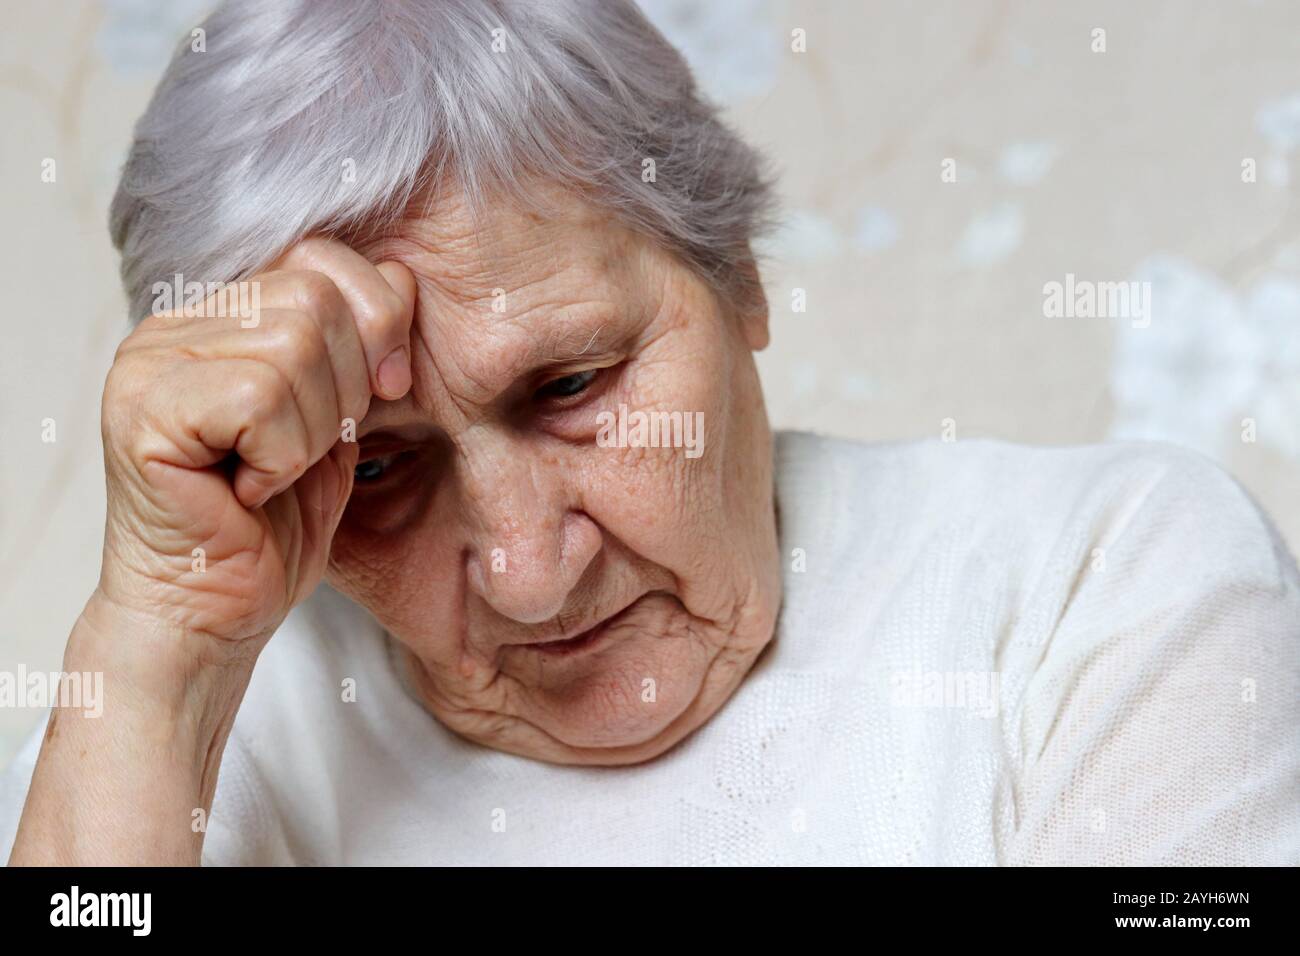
[2,0,1297,767]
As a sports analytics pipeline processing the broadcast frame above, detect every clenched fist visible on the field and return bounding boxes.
[10,239,419,865]
[98,238,416,646]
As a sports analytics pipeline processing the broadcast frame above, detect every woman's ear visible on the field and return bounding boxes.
[734,255,770,351]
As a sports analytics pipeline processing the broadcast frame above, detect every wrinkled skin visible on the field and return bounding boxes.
[12,185,784,868]
[333,190,782,765]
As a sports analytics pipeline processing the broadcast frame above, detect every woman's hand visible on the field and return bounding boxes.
[100,239,416,648]
[9,239,415,865]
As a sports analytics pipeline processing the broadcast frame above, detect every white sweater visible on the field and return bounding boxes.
[3,432,1298,865]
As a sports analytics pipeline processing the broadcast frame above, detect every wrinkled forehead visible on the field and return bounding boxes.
[349,187,658,421]
[355,183,636,297]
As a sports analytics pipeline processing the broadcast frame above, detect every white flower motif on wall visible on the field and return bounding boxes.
[1257,90,1300,152]
[759,209,843,264]
[853,206,901,254]
[1254,90,1300,186]
[637,0,781,104]
[97,0,216,75]
[954,202,1024,268]
[1109,254,1300,462]
[998,142,1058,186]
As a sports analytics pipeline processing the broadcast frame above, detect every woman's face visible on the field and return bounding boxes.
[328,189,781,765]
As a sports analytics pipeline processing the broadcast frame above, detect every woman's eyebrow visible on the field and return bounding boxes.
[561,324,605,358]
[542,320,612,363]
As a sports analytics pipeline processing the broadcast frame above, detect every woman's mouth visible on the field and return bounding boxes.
[526,597,644,657]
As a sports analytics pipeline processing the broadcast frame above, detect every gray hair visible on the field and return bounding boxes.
[110,0,776,322]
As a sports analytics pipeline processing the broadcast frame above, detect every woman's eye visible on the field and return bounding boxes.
[354,454,397,483]
[536,369,598,400]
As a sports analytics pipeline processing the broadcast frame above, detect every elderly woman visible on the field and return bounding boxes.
[4,0,1298,867]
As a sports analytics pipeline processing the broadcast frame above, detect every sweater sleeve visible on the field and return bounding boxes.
[1006,447,1300,866]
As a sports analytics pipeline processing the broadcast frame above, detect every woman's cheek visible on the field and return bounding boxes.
[326,522,443,631]
[329,469,446,609]
[586,365,720,544]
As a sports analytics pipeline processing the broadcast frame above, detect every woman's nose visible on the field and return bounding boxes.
[456,432,602,624]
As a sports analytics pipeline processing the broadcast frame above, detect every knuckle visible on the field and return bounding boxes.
[259,318,326,372]
[380,287,407,324]
[101,359,148,439]
[102,357,142,407]
[287,237,333,262]
[290,271,345,318]
[134,312,172,334]
[231,362,290,416]
[354,286,407,339]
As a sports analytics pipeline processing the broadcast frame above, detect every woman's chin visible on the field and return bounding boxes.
[427,632,728,764]
[507,634,713,761]
[413,592,773,765]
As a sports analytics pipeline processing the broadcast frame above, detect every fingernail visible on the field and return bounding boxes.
[376,346,411,398]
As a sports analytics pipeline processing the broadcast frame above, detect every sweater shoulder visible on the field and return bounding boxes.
[771,430,1295,661]
[777,427,1247,497]
[774,429,1280,554]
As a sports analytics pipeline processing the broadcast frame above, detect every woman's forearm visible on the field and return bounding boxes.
[9,240,411,865]
[8,592,257,866]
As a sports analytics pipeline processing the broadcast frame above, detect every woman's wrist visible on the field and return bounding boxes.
[71,588,261,752]
[8,592,261,866]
